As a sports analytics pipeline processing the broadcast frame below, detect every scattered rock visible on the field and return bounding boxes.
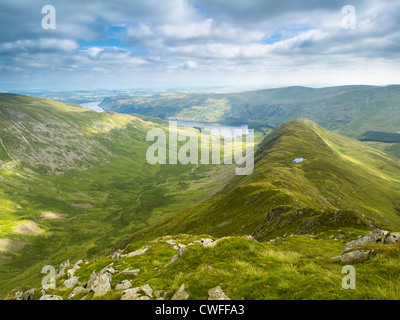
[67,268,76,278]
[16,288,36,300]
[154,290,166,299]
[39,295,63,300]
[92,273,112,297]
[141,284,153,298]
[171,284,190,300]
[127,246,151,257]
[164,245,187,267]
[332,250,373,264]
[111,250,126,259]
[208,286,231,300]
[121,268,140,277]
[121,287,141,300]
[115,280,132,291]
[86,271,99,291]
[64,276,79,289]
[68,286,89,299]
[200,238,215,248]
[56,260,70,279]
[100,263,116,275]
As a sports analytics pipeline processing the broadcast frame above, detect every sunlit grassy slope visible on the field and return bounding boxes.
[7,234,400,300]
[128,119,400,243]
[0,94,236,297]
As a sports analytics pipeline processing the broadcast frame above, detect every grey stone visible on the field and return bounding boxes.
[121,287,141,300]
[208,286,231,300]
[115,280,132,291]
[100,263,116,275]
[68,286,89,299]
[164,245,188,267]
[385,233,400,244]
[127,246,150,257]
[171,284,190,300]
[92,273,111,297]
[141,284,153,298]
[121,268,140,277]
[342,229,388,253]
[337,250,371,264]
[86,271,98,291]
[40,295,63,300]
[64,276,79,289]
[153,290,166,299]
[67,268,76,278]
[56,260,71,279]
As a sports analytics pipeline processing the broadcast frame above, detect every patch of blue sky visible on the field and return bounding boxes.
[77,24,141,52]
[262,26,313,45]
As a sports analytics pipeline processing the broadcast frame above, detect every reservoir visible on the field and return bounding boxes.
[79,102,249,138]
[80,101,104,112]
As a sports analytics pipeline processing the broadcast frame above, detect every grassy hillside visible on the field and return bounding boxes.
[2,95,400,300]
[7,233,400,300]
[100,85,400,140]
[0,94,235,297]
[126,119,400,243]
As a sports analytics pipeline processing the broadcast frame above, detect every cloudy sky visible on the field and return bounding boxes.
[0,0,399,91]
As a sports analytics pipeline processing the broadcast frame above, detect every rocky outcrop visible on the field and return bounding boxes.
[332,229,399,264]
[342,229,399,253]
[15,288,35,300]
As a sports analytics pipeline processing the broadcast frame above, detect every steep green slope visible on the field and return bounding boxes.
[99,85,400,140]
[128,119,400,242]
[0,94,234,297]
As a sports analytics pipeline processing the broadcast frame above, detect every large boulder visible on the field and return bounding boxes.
[342,229,388,253]
[92,273,112,297]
